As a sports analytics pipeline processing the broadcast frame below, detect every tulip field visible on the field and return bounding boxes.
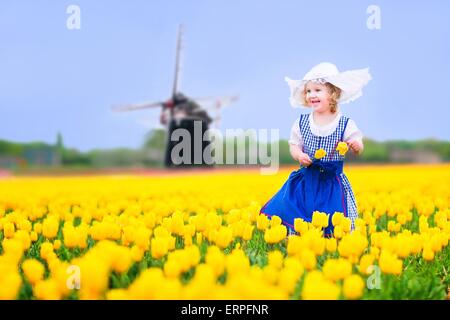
[0,164,449,300]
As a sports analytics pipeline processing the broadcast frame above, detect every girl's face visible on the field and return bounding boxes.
[305,81,331,113]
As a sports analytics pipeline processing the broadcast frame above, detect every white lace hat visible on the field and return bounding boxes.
[285,62,372,108]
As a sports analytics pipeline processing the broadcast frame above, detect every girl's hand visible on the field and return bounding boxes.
[297,151,312,167]
[348,139,363,155]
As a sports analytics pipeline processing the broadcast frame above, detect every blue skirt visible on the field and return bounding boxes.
[260,160,348,236]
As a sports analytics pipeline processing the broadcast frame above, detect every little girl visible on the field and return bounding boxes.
[260,62,371,236]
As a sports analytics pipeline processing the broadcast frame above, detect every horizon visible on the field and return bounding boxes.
[1,129,447,154]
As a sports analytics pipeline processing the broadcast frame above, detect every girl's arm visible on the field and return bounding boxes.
[344,119,364,155]
[358,140,364,154]
[348,139,364,155]
[289,117,312,165]
[290,144,312,166]
[289,144,302,162]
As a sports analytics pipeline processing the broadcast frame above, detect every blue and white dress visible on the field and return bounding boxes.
[260,113,360,236]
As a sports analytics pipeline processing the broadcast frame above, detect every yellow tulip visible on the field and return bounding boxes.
[312,211,326,229]
[134,227,151,250]
[106,289,129,300]
[379,250,403,275]
[33,222,42,234]
[196,232,203,245]
[215,226,233,249]
[226,249,250,277]
[322,258,352,282]
[422,244,435,261]
[343,275,365,299]
[3,222,15,238]
[268,250,284,269]
[270,215,282,227]
[278,268,300,294]
[256,214,270,231]
[300,249,316,271]
[40,242,54,260]
[336,142,349,156]
[151,237,169,259]
[0,272,22,299]
[294,218,308,234]
[332,212,344,226]
[164,258,182,278]
[325,238,337,253]
[262,265,279,285]
[334,224,344,239]
[287,235,303,256]
[359,254,375,275]
[242,224,254,241]
[205,246,226,277]
[314,148,327,160]
[53,239,62,250]
[131,245,144,262]
[42,216,59,239]
[30,231,38,242]
[34,279,62,300]
[302,271,340,300]
[22,259,45,284]
[111,246,132,273]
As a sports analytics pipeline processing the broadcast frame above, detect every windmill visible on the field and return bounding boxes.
[112,24,239,167]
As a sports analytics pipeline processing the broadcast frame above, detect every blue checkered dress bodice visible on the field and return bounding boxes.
[299,113,349,162]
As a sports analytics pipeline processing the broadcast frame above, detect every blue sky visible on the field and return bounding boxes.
[1,0,449,152]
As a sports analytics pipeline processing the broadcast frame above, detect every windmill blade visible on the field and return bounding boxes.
[172,24,184,97]
[194,94,240,110]
[111,101,164,112]
[193,94,239,103]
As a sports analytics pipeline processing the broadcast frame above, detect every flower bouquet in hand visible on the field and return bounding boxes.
[336,142,349,156]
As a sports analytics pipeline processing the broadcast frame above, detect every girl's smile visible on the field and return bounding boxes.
[306,82,330,113]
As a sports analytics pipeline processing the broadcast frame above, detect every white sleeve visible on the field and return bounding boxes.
[343,119,363,143]
[288,117,303,147]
